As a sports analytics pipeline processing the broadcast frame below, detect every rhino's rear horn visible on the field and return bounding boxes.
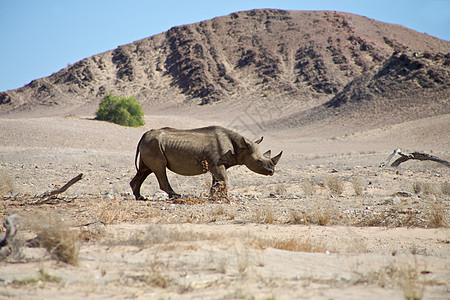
[271,151,283,165]
[263,150,271,158]
[254,136,263,144]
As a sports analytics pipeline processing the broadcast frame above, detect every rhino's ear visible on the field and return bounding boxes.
[263,150,271,158]
[218,150,235,165]
[254,136,263,144]
[240,137,255,151]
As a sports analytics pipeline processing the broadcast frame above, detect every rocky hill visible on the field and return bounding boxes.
[1,9,449,121]
[326,51,449,107]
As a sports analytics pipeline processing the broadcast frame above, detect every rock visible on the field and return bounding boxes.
[392,196,401,205]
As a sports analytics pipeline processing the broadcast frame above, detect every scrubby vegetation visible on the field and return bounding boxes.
[26,213,80,266]
[95,92,144,127]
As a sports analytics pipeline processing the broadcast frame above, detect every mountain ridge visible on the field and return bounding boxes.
[1,9,449,124]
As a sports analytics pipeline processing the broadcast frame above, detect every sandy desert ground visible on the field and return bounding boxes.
[0,104,449,299]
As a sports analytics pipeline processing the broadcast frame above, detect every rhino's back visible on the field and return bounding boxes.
[151,126,239,145]
[159,125,229,136]
[139,126,239,174]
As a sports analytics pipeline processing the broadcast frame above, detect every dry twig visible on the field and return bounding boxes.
[38,173,84,198]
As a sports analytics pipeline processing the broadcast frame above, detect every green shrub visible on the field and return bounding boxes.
[95,92,144,127]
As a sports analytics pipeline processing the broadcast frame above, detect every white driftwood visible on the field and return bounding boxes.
[380,149,450,168]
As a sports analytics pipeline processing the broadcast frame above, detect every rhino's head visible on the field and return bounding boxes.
[238,137,282,176]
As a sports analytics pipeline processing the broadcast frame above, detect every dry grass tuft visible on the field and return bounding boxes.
[288,209,332,226]
[0,170,15,195]
[241,234,333,253]
[98,198,129,224]
[26,213,79,265]
[241,232,339,253]
[426,201,448,228]
[301,180,317,195]
[354,210,423,228]
[326,176,344,195]
[242,232,267,250]
[352,178,365,196]
[97,196,159,223]
[288,198,338,226]
[343,235,369,253]
[412,181,439,196]
[132,257,172,288]
[288,210,305,224]
[354,203,449,228]
[252,206,275,224]
[146,259,172,288]
[207,205,235,222]
[441,181,450,196]
[352,259,425,298]
[79,224,106,242]
[398,262,425,300]
[316,210,331,226]
[354,213,387,227]
[271,237,328,253]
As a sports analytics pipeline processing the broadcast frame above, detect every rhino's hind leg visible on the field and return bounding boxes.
[153,169,181,199]
[130,164,153,200]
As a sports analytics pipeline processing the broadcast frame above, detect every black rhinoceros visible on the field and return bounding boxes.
[130,126,282,200]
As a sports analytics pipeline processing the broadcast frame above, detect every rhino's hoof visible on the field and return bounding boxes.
[169,193,182,199]
[136,195,147,201]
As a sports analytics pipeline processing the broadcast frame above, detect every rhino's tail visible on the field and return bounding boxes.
[134,135,144,172]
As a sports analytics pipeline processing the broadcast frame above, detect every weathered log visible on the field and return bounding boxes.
[0,214,20,258]
[38,173,84,198]
[380,149,450,168]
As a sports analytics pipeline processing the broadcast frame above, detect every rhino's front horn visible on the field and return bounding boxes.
[271,151,283,165]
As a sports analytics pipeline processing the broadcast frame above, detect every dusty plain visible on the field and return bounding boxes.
[0,104,449,300]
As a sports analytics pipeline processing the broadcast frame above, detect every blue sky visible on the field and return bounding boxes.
[1,0,449,92]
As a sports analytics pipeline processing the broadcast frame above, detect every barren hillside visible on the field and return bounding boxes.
[1,9,449,127]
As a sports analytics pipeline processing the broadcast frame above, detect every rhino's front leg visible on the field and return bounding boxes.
[209,165,228,198]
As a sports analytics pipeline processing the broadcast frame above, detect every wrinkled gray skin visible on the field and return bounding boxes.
[130,126,283,200]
